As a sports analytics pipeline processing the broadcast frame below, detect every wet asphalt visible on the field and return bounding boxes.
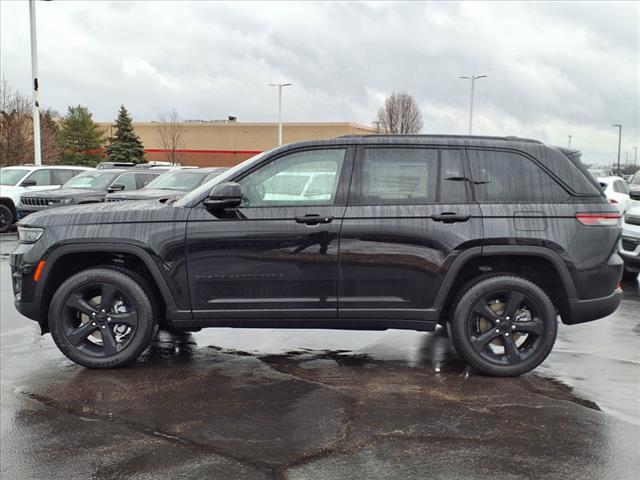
[0,232,639,480]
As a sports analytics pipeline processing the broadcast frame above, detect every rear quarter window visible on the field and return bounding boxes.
[467,149,570,203]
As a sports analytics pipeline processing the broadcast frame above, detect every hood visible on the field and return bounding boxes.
[20,198,189,227]
[106,188,184,201]
[22,188,105,199]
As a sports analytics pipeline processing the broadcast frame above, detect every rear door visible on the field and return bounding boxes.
[338,145,483,320]
[186,146,353,320]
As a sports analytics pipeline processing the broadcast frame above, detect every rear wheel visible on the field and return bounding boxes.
[0,204,13,233]
[49,268,156,368]
[450,275,557,377]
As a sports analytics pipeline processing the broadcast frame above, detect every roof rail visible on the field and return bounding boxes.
[335,134,543,144]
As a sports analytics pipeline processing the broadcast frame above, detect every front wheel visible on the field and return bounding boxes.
[0,204,13,233]
[449,275,557,377]
[49,268,156,368]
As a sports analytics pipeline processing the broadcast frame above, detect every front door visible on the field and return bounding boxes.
[186,147,352,320]
[338,146,483,320]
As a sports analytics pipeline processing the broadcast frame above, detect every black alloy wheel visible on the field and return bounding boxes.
[450,275,557,377]
[49,268,156,368]
[0,204,13,233]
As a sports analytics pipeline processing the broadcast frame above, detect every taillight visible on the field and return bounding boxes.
[575,213,621,226]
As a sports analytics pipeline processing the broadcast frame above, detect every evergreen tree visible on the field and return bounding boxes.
[105,105,145,164]
[59,105,104,166]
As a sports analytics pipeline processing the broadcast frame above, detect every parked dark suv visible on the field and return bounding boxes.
[10,135,623,375]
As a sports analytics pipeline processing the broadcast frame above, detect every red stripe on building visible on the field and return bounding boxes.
[144,148,263,155]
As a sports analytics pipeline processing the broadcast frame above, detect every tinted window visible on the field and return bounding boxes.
[614,180,629,194]
[24,169,52,186]
[135,173,157,188]
[440,150,469,203]
[354,148,438,205]
[52,169,80,185]
[238,149,345,207]
[114,173,138,191]
[468,150,569,202]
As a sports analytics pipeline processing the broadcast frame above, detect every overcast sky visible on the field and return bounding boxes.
[1,1,638,165]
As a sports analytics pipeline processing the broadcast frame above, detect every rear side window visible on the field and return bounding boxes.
[467,149,569,202]
[52,169,79,185]
[354,148,438,204]
[351,148,469,205]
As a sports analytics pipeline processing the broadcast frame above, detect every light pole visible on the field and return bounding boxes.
[460,74,487,135]
[612,124,622,175]
[269,83,291,146]
[634,146,638,169]
[568,135,572,149]
[29,0,42,165]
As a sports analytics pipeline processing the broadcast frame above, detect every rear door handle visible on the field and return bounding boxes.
[431,212,471,223]
[295,214,334,225]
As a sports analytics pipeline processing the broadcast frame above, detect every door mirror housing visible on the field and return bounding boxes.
[108,183,126,193]
[203,182,242,210]
[21,179,37,187]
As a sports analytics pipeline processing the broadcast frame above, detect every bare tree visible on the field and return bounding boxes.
[377,92,423,134]
[0,80,32,166]
[157,109,186,165]
[0,81,62,165]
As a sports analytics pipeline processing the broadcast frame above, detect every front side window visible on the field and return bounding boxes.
[467,150,569,202]
[614,180,630,195]
[238,149,346,207]
[114,173,138,191]
[24,169,53,186]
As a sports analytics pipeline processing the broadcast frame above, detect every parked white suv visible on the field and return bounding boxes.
[619,204,640,280]
[597,176,637,214]
[0,165,91,232]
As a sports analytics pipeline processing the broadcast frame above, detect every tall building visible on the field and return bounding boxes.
[97,121,375,167]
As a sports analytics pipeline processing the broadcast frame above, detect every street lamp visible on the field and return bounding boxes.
[460,74,487,135]
[634,146,638,169]
[29,0,41,165]
[269,83,292,146]
[612,124,622,175]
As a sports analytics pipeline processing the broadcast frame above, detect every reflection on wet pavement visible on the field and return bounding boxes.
[1,232,639,479]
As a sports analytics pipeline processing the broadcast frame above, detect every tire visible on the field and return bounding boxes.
[449,274,557,377]
[48,267,157,368]
[622,267,638,281]
[0,204,14,233]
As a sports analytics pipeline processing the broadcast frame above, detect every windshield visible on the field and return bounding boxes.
[63,171,118,190]
[0,169,29,186]
[175,151,271,206]
[144,171,206,191]
[632,174,640,185]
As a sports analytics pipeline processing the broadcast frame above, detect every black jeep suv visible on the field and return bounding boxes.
[10,135,622,376]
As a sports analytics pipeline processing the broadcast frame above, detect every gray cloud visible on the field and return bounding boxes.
[1,1,638,165]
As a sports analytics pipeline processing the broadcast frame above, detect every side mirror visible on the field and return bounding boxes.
[108,183,126,193]
[203,182,242,210]
[21,179,37,187]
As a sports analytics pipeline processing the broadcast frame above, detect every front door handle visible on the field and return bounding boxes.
[431,212,471,223]
[295,214,334,225]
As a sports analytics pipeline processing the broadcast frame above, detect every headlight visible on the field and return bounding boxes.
[18,226,45,243]
[51,197,73,204]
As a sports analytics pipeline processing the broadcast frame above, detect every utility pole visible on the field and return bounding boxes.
[612,124,622,175]
[269,83,291,146]
[29,0,42,165]
[460,74,487,134]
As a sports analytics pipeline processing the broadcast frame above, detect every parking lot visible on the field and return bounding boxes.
[1,231,639,479]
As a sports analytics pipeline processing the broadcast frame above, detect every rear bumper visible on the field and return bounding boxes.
[564,288,622,325]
